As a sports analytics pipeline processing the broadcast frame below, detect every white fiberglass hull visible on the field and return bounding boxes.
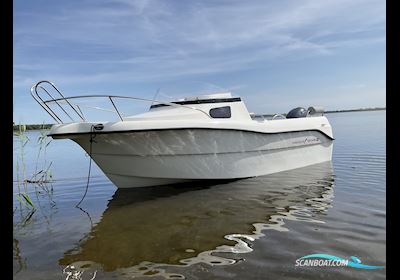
[69,128,333,188]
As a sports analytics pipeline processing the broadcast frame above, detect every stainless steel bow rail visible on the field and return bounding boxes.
[30,81,211,124]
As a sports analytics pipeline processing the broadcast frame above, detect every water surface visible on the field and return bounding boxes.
[13,110,386,279]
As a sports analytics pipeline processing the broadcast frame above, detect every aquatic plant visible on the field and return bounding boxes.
[13,238,27,275]
[14,123,33,209]
[14,123,55,211]
[29,125,53,184]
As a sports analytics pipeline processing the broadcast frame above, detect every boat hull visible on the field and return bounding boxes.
[70,128,333,188]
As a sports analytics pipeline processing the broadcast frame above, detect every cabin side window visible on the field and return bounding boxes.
[209,106,231,118]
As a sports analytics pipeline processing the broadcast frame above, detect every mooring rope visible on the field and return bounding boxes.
[75,125,96,208]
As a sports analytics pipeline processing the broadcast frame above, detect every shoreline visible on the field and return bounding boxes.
[13,107,386,131]
[324,107,386,114]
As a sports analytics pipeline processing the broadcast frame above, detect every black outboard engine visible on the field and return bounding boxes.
[286,107,307,118]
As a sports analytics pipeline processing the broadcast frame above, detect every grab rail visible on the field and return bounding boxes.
[31,81,211,124]
[272,114,286,120]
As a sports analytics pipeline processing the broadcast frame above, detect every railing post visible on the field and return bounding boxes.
[48,82,85,121]
[38,86,75,122]
[109,97,124,121]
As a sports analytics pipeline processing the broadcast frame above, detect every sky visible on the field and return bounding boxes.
[13,0,386,124]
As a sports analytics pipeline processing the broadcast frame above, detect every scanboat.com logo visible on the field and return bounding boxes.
[295,254,384,269]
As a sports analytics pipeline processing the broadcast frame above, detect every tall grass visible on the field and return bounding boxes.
[14,124,32,209]
[14,124,54,211]
[30,127,53,184]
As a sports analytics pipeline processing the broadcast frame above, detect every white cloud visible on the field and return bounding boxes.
[13,0,386,100]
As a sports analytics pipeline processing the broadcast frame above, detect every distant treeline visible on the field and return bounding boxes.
[260,107,386,118]
[13,107,386,130]
[324,107,386,114]
[13,124,53,131]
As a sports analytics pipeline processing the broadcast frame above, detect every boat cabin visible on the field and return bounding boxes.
[126,92,252,121]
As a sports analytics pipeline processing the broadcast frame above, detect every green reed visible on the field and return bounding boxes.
[30,126,53,184]
[14,123,31,209]
[14,123,54,211]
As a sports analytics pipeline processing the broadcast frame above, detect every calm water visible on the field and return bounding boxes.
[13,110,386,280]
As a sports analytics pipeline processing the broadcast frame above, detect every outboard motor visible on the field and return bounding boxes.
[286,107,307,118]
[307,106,324,116]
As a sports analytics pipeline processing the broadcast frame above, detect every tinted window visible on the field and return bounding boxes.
[209,106,231,118]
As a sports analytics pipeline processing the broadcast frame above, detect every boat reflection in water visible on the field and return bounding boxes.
[59,162,335,279]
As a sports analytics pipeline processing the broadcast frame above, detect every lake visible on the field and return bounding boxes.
[13,110,386,280]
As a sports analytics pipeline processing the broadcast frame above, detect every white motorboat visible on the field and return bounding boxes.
[31,81,334,188]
